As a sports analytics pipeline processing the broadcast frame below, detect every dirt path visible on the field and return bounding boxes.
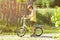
[0,33,60,40]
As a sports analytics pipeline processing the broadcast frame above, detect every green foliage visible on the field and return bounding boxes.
[34,0,55,8]
[36,8,54,26]
[0,23,18,32]
[34,0,42,5]
[51,7,60,27]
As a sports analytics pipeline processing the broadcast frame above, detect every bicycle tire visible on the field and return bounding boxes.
[34,27,43,37]
[16,27,26,37]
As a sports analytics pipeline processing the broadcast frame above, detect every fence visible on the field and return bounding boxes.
[0,0,34,26]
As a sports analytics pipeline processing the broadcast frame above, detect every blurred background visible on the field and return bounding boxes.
[0,0,60,34]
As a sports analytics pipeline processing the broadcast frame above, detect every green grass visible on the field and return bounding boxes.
[0,32,16,35]
[0,24,60,35]
[43,29,59,34]
[0,27,59,35]
[43,27,60,33]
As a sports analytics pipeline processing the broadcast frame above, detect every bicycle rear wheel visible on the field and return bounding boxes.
[34,27,43,37]
[16,27,26,37]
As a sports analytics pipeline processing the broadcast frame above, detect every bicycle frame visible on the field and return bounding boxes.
[21,15,31,32]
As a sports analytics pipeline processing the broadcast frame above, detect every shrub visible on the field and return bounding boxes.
[36,8,54,26]
[51,6,60,27]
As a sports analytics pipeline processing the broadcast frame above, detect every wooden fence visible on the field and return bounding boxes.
[0,0,33,25]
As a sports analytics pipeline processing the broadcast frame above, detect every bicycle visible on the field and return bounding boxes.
[16,14,43,37]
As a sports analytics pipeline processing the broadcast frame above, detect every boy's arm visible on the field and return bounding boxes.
[26,10,33,19]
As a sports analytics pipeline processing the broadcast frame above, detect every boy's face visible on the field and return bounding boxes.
[28,7,32,11]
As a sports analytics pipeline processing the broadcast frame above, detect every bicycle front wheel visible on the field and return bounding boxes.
[34,27,43,37]
[16,27,26,37]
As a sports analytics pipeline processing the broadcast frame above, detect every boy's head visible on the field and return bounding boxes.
[27,4,33,11]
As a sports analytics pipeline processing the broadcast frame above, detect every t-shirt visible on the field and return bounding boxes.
[30,9,36,22]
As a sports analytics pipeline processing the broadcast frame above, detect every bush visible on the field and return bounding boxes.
[36,8,54,26]
[51,7,60,27]
[0,25,17,32]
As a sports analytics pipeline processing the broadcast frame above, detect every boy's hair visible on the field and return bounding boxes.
[27,4,33,9]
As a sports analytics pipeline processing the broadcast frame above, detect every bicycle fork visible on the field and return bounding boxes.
[21,15,26,28]
[22,15,31,32]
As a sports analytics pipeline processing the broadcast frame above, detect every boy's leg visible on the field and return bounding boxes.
[30,21,35,36]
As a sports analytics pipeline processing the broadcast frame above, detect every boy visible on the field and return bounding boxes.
[26,4,36,36]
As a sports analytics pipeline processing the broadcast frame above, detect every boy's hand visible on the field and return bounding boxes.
[26,15,30,19]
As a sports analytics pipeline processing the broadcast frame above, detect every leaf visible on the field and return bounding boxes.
[51,7,60,27]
